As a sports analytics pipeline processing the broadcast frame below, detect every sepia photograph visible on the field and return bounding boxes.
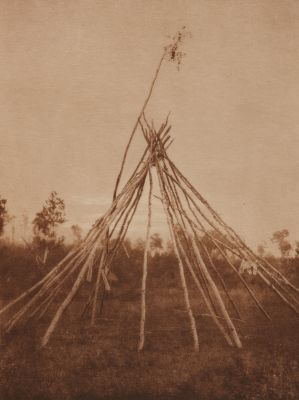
[0,1,298,399]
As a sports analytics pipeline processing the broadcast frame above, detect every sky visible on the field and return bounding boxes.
[1,0,299,251]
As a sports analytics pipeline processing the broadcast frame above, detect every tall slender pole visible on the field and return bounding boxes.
[113,53,165,200]
[91,247,107,325]
[138,169,153,351]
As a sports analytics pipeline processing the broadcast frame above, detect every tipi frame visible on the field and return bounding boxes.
[1,29,298,351]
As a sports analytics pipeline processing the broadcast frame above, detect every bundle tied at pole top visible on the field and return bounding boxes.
[0,28,298,351]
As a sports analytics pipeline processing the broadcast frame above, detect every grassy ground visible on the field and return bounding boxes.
[0,248,298,400]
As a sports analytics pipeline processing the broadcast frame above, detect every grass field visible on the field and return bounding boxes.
[0,247,298,400]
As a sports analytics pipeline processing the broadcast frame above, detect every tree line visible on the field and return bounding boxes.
[1,192,299,263]
[0,192,166,267]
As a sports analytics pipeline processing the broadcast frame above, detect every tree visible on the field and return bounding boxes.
[166,240,174,255]
[21,213,29,241]
[295,241,299,259]
[71,224,83,246]
[33,191,66,265]
[134,238,145,253]
[257,244,265,258]
[150,233,163,255]
[7,214,16,244]
[200,229,233,261]
[0,195,8,237]
[271,229,292,259]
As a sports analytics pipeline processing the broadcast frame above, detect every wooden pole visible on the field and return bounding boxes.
[156,164,199,352]
[113,52,165,200]
[91,247,107,325]
[156,163,234,346]
[41,249,98,346]
[138,169,153,351]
